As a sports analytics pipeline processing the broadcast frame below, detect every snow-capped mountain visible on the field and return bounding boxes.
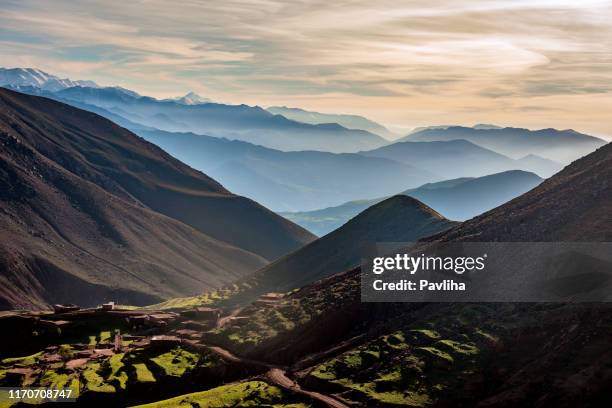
[170,91,211,105]
[0,67,98,92]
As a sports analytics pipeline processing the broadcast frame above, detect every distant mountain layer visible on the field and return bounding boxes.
[0,89,315,309]
[361,139,562,179]
[402,125,606,163]
[0,68,388,153]
[135,131,560,213]
[267,106,395,139]
[234,195,456,301]
[139,129,437,212]
[0,68,98,92]
[282,170,544,235]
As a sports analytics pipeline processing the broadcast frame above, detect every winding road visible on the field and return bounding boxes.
[266,368,349,408]
[203,336,348,408]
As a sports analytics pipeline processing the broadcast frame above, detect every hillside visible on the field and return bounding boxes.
[402,125,606,163]
[0,89,314,261]
[360,139,558,179]
[209,143,612,407]
[235,195,456,299]
[0,88,315,309]
[401,170,543,221]
[283,170,543,235]
[434,142,612,242]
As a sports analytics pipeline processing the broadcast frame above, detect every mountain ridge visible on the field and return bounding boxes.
[402,125,606,163]
[0,68,389,153]
[0,67,98,92]
[232,195,457,301]
[282,170,544,235]
[267,105,395,139]
[361,139,561,178]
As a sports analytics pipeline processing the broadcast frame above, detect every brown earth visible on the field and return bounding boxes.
[0,88,315,309]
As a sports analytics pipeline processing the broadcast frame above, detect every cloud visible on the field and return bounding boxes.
[0,0,611,137]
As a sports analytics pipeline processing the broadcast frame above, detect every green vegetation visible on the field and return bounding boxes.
[417,347,454,363]
[1,351,43,366]
[437,339,479,355]
[0,339,224,405]
[87,329,120,347]
[411,329,440,339]
[39,371,70,388]
[133,363,156,383]
[129,380,312,407]
[216,275,360,350]
[150,347,200,377]
[107,353,128,389]
[58,344,74,359]
[308,309,495,407]
[82,363,115,393]
[143,287,239,310]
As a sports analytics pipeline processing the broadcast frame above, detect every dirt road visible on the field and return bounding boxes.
[204,343,348,408]
[266,368,349,408]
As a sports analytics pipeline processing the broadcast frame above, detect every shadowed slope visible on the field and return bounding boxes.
[431,142,612,242]
[0,124,266,309]
[0,89,315,261]
[0,88,316,309]
[238,195,456,298]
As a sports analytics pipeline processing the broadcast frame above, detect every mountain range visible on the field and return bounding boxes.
[361,139,562,179]
[165,91,211,105]
[0,67,610,407]
[1,68,388,153]
[4,68,605,165]
[266,106,396,139]
[0,88,314,309]
[0,67,98,92]
[402,125,606,163]
[137,131,559,212]
[282,170,544,235]
[138,129,437,212]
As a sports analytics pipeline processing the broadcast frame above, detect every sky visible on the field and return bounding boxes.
[1,0,611,139]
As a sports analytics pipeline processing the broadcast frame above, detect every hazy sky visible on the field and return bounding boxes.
[1,0,611,138]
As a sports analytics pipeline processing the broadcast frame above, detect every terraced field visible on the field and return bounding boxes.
[131,381,313,408]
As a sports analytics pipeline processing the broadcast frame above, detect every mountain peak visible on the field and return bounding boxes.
[473,123,502,130]
[359,195,447,222]
[0,67,98,92]
[173,91,211,105]
[236,194,455,300]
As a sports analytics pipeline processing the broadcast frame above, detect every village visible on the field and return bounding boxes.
[0,293,289,405]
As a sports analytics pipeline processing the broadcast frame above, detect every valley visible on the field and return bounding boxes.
[0,65,610,407]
